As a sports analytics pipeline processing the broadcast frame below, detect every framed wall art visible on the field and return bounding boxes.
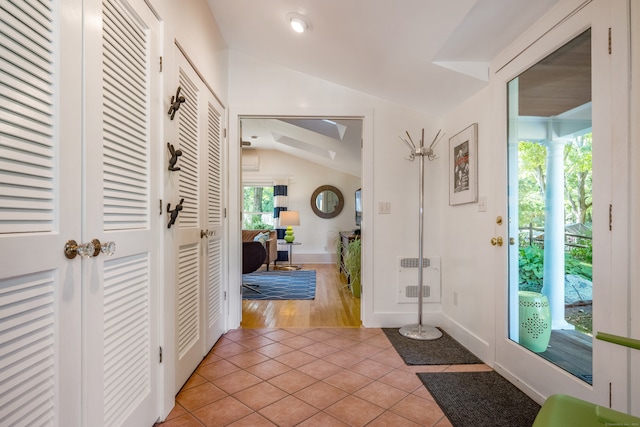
[449,123,478,206]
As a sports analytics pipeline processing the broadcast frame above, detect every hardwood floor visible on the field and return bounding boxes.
[241,263,361,328]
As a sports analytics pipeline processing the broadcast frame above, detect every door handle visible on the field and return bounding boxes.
[490,236,504,247]
[64,240,93,259]
[200,230,214,238]
[64,239,116,259]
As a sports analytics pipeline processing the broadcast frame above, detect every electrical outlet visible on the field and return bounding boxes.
[453,292,458,306]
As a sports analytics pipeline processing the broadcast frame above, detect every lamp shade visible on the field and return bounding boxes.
[279,210,300,226]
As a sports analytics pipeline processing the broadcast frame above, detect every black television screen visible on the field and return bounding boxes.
[355,188,362,228]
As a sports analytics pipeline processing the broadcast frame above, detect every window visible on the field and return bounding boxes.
[242,185,275,229]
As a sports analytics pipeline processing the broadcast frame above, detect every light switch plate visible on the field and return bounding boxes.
[477,196,487,212]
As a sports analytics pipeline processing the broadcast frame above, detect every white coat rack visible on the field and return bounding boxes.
[398,128,444,340]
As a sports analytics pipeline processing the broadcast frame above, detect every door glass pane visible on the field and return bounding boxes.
[507,29,593,383]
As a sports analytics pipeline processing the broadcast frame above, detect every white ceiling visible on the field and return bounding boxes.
[209,0,560,176]
[241,117,363,177]
[207,0,560,115]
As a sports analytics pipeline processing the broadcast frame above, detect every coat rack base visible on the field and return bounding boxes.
[399,324,443,340]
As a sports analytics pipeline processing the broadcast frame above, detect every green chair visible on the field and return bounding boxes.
[532,394,640,427]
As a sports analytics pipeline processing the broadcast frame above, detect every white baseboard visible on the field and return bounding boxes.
[363,311,443,329]
[439,314,494,366]
[493,363,546,405]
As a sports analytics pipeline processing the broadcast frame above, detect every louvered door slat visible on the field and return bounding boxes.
[1,0,52,37]
[102,34,146,87]
[0,49,53,98]
[0,44,52,90]
[0,0,55,236]
[0,87,52,123]
[0,140,54,167]
[102,0,149,231]
[177,69,199,228]
[18,0,52,23]
[0,272,55,426]
[0,98,52,131]
[0,19,51,62]
[103,124,147,156]
[0,157,54,179]
[0,124,52,148]
[102,253,150,427]
[103,93,147,133]
[207,103,222,226]
[103,0,145,57]
[207,239,222,327]
[177,245,199,357]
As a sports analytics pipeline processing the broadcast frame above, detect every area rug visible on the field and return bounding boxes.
[242,270,316,300]
[382,328,482,365]
[417,371,541,427]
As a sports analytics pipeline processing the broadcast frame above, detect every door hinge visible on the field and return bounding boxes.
[609,382,612,407]
[160,199,163,216]
[609,204,613,230]
[223,128,227,138]
[608,28,612,54]
[159,346,163,363]
[224,291,227,301]
[160,56,163,72]
[224,208,227,218]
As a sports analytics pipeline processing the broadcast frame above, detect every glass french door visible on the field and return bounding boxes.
[507,30,593,383]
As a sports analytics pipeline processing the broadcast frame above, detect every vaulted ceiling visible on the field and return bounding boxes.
[208,0,562,175]
[207,0,560,115]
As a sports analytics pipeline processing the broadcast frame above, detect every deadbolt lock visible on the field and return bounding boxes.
[490,236,504,247]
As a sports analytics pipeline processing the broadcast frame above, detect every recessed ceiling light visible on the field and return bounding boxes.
[286,13,311,33]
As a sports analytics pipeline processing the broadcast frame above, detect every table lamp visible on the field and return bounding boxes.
[279,211,300,243]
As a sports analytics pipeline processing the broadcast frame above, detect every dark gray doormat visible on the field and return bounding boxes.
[417,371,541,427]
[382,328,483,365]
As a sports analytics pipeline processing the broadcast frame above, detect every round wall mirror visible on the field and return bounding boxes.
[311,185,344,218]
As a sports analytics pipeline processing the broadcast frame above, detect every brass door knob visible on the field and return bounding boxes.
[64,239,115,259]
[490,236,504,246]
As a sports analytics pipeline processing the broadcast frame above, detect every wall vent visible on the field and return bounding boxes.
[397,256,441,303]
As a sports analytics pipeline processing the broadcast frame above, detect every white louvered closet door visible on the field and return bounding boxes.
[171,50,227,390]
[0,0,83,425]
[174,52,205,389]
[83,0,160,425]
[203,97,225,350]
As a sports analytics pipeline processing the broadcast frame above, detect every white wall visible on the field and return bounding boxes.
[158,0,228,103]
[227,51,444,328]
[242,149,361,263]
[439,86,497,363]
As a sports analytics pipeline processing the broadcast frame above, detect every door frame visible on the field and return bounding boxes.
[227,107,373,329]
[493,0,632,409]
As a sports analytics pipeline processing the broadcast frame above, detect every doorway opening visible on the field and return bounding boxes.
[239,117,363,328]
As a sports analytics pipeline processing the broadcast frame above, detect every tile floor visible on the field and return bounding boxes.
[157,327,492,427]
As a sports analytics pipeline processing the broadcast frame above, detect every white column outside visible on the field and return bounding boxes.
[542,139,573,330]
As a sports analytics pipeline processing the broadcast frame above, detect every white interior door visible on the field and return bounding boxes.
[171,49,227,390]
[203,97,226,350]
[0,0,82,425]
[173,52,206,389]
[83,0,161,425]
